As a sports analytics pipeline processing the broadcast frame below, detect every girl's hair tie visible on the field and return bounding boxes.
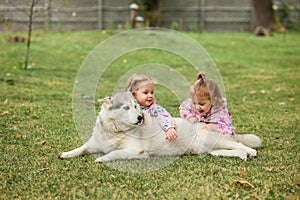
[128,77,133,85]
[198,73,206,80]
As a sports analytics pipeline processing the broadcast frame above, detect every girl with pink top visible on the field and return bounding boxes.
[125,74,178,141]
[179,73,235,135]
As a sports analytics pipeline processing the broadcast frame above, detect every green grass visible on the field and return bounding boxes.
[1,30,299,199]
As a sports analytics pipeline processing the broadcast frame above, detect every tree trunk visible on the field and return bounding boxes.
[252,0,285,32]
[24,0,37,69]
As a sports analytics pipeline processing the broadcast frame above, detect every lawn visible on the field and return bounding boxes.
[0,29,299,199]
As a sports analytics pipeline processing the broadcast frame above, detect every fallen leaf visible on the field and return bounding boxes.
[263,166,273,172]
[260,90,266,94]
[2,111,9,115]
[39,168,49,172]
[279,102,286,106]
[109,174,116,178]
[250,193,258,199]
[41,140,47,145]
[16,134,21,139]
[171,91,177,97]
[239,171,245,177]
[289,97,295,101]
[249,91,256,94]
[242,96,246,102]
[61,168,68,172]
[233,179,254,188]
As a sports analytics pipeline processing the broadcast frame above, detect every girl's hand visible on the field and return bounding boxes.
[187,117,198,124]
[165,128,177,141]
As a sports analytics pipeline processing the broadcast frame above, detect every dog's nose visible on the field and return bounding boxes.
[137,115,143,122]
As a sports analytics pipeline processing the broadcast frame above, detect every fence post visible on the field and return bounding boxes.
[98,0,103,30]
[200,0,205,31]
[44,0,52,31]
[250,1,255,31]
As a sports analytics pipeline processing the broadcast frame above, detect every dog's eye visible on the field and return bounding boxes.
[123,106,130,110]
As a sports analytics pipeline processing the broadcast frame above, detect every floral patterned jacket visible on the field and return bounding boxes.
[179,98,235,135]
[143,102,176,132]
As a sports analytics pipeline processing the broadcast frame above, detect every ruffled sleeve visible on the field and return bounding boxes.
[207,99,235,135]
[146,103,176,131]
[179,99,195,120]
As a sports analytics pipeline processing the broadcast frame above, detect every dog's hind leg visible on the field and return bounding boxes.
[215,140,257,157]
[234,134,262,149]
[58,145,90,159]
[210,149,248,160]
[95,149,149,163]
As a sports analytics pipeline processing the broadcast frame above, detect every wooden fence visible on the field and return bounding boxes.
[0,0,299,32]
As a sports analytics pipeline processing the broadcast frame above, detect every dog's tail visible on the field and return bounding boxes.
[235,134,262,149]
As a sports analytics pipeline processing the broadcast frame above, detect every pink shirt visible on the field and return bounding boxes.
[143,102,176,132]
[179,98,235,135]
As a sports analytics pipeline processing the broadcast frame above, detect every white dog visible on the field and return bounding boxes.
[59,92,261,162]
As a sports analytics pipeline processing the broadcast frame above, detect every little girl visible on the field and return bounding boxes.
[179,73,235,135]
[125,74,178,141]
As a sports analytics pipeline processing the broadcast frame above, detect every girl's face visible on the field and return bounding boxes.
[192,96,212,116]
[133,82,155,108]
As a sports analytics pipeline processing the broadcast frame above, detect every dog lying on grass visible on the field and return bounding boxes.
[59,92,261,162]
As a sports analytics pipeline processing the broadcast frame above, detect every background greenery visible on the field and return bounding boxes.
[0,30,299,199]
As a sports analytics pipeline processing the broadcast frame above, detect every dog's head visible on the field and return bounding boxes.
[98,92,144,131]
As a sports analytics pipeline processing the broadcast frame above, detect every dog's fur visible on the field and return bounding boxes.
[59,92,261,162]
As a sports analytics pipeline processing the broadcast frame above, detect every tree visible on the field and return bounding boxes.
[7,0,46,69]
[24,0,39,70]
[252,0,285,32]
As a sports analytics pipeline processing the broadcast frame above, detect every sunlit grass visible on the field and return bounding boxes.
[0,30,299,199]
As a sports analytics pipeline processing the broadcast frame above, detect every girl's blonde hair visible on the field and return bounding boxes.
[190,73,223,107]
[125,74,154,93]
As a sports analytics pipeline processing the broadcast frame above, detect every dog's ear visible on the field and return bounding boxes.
[98,96,112,110]
[98,96,112,105]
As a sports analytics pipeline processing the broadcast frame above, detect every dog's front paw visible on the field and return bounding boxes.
[94,158,102,163]
[58,152,66,159]
[248,149,257,157]
[95,156,108,163]
[239,152,248,161]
